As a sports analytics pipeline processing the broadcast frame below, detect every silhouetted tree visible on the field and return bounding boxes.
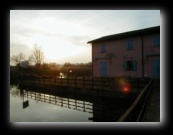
[10,52,26,66]
[33,44,44,65]
[27,55,34,65]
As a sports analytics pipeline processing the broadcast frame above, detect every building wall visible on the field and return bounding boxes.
[143,34,160,78]
[92,33,160,78]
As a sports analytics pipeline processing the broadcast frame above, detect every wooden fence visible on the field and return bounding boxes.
[20,74,150,92]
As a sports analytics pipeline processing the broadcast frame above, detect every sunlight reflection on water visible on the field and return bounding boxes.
[10,85,93,122]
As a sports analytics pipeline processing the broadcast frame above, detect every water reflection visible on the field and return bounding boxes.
[10,85,134,122]
[22,90,93,114]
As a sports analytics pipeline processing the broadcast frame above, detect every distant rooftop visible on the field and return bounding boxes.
[87,26,160,44]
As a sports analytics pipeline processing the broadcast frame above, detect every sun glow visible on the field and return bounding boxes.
[43,43,86,61]
[28,33,89,62]
[25,19,90,62]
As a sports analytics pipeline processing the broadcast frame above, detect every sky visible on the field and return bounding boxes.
[10,10,160,65]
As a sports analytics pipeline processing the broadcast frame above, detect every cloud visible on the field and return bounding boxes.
[10,10,160,64]
[10,43,32,55]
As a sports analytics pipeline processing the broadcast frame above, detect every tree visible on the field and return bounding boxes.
[27,55,34,65]
[10,52,25,66]
[33,44,44,65]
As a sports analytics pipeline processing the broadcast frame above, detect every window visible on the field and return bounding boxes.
[100,62,107,77]
[124,60,137,71]
[153,36,160,47]
[100,44,106,53]
[126,39,133,50]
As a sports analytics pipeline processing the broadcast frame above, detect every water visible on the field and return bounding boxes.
[10,85,133,122]
[10,85,92,122]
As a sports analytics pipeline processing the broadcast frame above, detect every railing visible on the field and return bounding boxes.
[19,74,150,92]
[19,74,153,122]
[117,79,153,122]
[20,74,116,91]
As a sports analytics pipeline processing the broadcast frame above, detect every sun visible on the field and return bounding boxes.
[28,20,89,62]
[42,41,87,61]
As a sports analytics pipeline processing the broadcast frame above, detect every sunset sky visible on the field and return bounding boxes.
[10,10,160,65]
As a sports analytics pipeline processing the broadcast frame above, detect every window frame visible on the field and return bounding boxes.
[153,36,160,47]
[100,43,106,53]
[126,39,133,50]
[124,60,137,71]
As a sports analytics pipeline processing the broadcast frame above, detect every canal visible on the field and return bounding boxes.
[10,85,135,122]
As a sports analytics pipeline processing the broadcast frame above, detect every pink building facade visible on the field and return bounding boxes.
[87,26,160,78]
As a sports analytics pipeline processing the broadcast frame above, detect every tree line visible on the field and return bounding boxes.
[10,44,92,84]
[10,44,44,66]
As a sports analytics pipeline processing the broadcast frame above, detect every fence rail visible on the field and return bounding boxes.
[20,74,150,92]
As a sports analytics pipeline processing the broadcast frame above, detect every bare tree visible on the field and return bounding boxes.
[10,52,26,66]
[33,44,44,65]
[27,55,34,65]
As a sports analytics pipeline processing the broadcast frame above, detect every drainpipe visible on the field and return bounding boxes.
[91,43,93,77]
[141,36,144,78]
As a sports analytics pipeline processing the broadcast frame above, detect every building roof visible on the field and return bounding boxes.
[87,26,160,44]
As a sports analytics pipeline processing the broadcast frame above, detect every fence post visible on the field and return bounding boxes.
[102,77,103,90]
[75,99,77,109]
[137,78,139,94]
[92,76,93,90]
[83,76,84,88]
[75,76,76,88]
[68,98,69,108]
[39,76,40,84]
[61,76,62,86]
[83,101,85,112]
[67,76,69,87]
[61,97,63,107]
